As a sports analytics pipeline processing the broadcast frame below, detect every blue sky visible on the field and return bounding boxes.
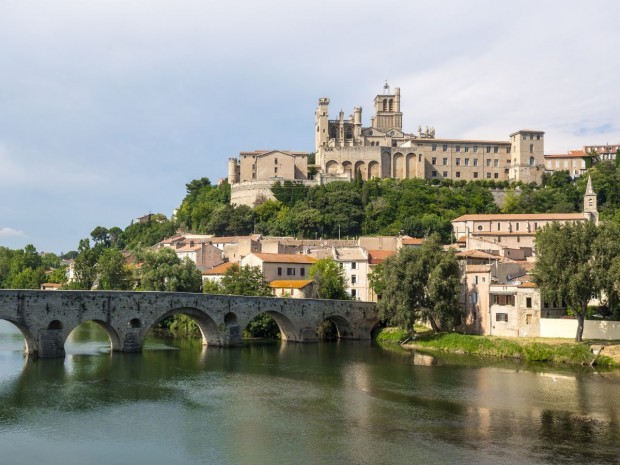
[1,0,619,253]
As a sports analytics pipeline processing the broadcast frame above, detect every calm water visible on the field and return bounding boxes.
[0,321,619,465]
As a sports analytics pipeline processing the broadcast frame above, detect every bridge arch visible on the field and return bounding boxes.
[150,307,222,347]
[321,314,355,339]
[65,319,122,353]
[244,310,298,341]
[0,318,38,356]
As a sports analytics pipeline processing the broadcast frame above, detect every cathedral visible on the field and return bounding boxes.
[315,83,545,184]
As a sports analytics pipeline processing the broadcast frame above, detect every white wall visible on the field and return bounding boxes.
[540,319,620,340]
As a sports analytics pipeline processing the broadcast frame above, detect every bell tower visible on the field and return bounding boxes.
[583,175,599,224]
[371,82,403,131]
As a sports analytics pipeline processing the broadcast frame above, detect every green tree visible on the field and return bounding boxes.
[376,235,461,332]
[69,239,100,290]
[217,264,272,297]
[209,264,277,338]
[97,248,131,290]
[139,248,201,292]
[309,258,349,300]
[533,221,599,342]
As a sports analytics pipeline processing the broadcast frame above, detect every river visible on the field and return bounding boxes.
[0,320,619,465]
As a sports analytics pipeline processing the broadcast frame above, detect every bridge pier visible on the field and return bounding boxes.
[299,328,318,343]
[121,330,143,353]
[222,324,242,347]
[38,328,65,358]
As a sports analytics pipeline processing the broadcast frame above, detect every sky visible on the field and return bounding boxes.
[1,0,619,254]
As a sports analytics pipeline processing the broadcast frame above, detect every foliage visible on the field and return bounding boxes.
[413,333,615,366]
[204,264,277,338]
[375,327,410,343]
[533,221,599,342]
[376,235,461,332]
[96,248,131,290]
[120,214,177,251]
[309,258,349,300]
[139,248,202,292]
[211,264,273,297]
[68,238,101,290]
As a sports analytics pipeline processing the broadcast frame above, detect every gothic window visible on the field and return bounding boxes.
[330,127,337,139]
[346,129,352,139]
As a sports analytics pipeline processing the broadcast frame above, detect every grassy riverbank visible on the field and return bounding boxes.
[375,328,618,367]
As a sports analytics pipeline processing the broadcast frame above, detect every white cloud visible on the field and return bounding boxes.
[0,227,24,238]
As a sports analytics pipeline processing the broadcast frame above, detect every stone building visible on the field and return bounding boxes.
[315,83,545,184]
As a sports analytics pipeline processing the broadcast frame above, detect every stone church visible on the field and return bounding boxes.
[315,83,545,184]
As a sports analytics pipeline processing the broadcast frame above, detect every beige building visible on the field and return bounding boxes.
[269,280,314,298]
[316,83,545,185]
[544,150,587,178]
[240,253,317,282]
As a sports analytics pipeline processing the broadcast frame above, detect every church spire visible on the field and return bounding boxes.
[586,175,595,195]
[583,175,599,225]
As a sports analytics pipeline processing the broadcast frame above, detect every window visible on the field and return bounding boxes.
[506,146,510,153]
[494,146,498,153]
[455,171,461,178]
[516,223,520,231]
[287,267,295,276]
[486,172,491,178]
[526,314,532,325]
[494,159,499,167]
[464,146,469,153]
[351,275,357,284]
[443,158,448,165]
[526,297,532,308]
[443,171,448,178]
[274,158,278,164]
[278,267,282,276]
[464,158,469,166]
[473,158,478,166]
[494,173,499,179]
[473,172,478,178]
[496,313,508,322]
[443,144,448,152]
[455,158,461,166]
[474,276,479,284]
[497,222,501,231]
[536,135,541,140]
[351,262,357,270]
[456,145,461,152]
[486,146,491,153]
[431,157,437,164]
[432,170,437,177]
[432,144,437,151]
[274,167,278,174]
[300,268,305,277]
[473,145,479,153]
[530,144,534,154]
[351,289,357,298]
[486,159,491,167]
[472,291,478,304]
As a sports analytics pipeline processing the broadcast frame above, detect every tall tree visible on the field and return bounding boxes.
[139,248,201,292]
[97,248,131,290]
[309,258,349,300]
[533,221,599,342]
[376,235,461,332]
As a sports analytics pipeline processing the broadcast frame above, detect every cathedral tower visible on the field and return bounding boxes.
[371,82,402,131]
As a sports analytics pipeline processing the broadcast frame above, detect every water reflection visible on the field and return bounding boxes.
[0,320,619,464]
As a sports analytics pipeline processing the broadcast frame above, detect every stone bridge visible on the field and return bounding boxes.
[0,290,379,358]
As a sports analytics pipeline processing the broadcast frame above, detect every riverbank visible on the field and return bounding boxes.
[376,328,618,367]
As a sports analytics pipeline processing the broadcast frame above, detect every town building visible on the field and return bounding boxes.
[544,150,587,178]
[315,83,545,185]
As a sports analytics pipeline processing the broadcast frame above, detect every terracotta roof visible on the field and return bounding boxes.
[41,283,62,289]
[544,150,586,159]
[401,237,424,245]
[456,236,467,243]
[203,261,237,275]
[368,250,396,265]
[518,282,538,288]
[452,213,586,222]
[456,250,500,260]
[269,279,313,289]
[250,253,317,264]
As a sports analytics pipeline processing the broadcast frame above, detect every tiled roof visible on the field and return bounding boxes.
[544,150,586,159]
[251,253,317,264]
[368,250,396,265]
[518,282,538,288]
[456,250,500,260]
[401,237,424,245]
[452,213,586,222]
[203,261,237,275]
[269,279,313,289]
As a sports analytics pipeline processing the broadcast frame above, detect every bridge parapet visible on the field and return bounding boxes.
[0,290,379,358]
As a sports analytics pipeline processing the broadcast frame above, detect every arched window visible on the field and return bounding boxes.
[529,156,535,166]
[330,127,337,139]
[389,99,393,111]
[383,99,387,111]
